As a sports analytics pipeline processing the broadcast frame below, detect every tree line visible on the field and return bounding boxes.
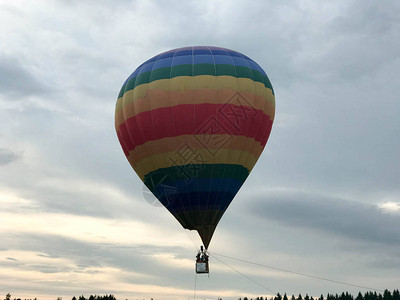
[4,290,400,300]
[237,290,400,300]
[3,294,116,300]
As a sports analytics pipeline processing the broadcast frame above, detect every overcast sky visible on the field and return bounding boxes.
[1,1,399,299]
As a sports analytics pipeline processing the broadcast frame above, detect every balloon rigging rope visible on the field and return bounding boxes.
[185,230,200,252]
[210,252,384,292]
[209,252,277,295]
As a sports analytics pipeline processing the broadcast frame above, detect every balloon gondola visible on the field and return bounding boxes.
[195,246,209,274]
[115,46,275,273]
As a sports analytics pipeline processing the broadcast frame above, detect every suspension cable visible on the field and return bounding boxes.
[185,230,200,252]
[210,252,384,292]
[209,252,276,295]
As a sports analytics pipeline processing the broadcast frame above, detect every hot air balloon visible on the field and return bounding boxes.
[115,46,275,272]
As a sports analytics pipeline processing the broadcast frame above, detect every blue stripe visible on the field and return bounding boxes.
[126,67,141,81]
[213,55,234,65]
[172,55,192,66]
[175,49,193,57]
[130,47,260,76]
[153,57,173,69]
[210,49,229,56]
[153,178,242,200]
[137,61,155,74]
[134,58,261,78]
[193,54,215,64]
[158,51,176,59]
[193,49,212,55]
[232,56,252,68]
[248,60,264,74]
[227,50,248,59]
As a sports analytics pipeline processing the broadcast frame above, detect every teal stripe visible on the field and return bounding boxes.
[154,178,242,195]
[118,64,273,99]
[118,82,126,99]
[143,164,249,191]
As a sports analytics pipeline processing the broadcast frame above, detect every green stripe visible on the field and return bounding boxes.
[118,64,273,99]
[143,164,249,190]
[118,82,126,99]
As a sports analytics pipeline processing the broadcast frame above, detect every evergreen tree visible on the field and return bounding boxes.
[393,290,400,300]
[356,292,364,300]
[297,294,303,300]
[384,290,393,300]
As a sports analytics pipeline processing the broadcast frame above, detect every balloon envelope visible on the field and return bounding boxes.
[115,46,275,248]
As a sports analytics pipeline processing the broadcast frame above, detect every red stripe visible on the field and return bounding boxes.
[118,103,273,153]
[117,124,133,156]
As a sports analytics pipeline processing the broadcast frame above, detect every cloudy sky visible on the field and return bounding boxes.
[1,0,399,299]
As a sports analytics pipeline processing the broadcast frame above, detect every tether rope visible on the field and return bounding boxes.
[210,252,384,292]
[210,252,277,295]
[193,272,197,300]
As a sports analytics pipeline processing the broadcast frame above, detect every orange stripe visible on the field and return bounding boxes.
[116,75,273,109]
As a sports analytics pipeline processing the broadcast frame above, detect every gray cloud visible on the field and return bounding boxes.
[0,232,202,291]
[1,0,400,298]
[291,1,400,83]
[0,148,21,165]
[249,190,400,246]
[6,257,18,261]
[0,54,47,97]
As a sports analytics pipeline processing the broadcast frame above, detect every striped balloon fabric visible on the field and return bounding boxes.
[115,46,275,248]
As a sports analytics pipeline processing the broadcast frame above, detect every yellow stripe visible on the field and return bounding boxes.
[132,148,258,180]
[115,75,274,113]
[126,134,263,166]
